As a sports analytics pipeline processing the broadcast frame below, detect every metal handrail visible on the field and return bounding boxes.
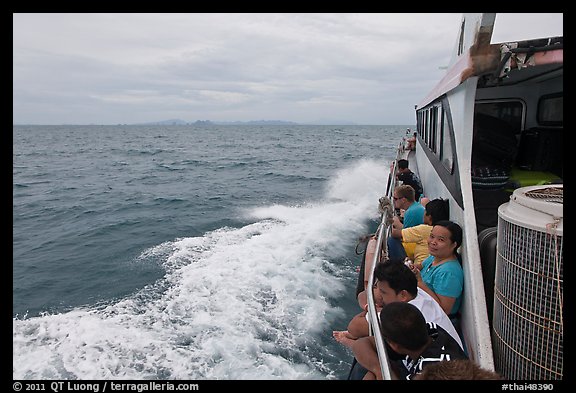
[364,148,401,379]
[365,217,393,380]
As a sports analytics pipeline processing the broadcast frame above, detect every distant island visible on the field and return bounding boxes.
[13,119,363,126]
[136,119,359,126]
[137,119,302,126]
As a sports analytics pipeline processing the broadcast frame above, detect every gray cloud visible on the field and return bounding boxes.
[13,13,562,125]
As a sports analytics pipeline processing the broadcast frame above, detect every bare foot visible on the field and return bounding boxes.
[332,330,357,349]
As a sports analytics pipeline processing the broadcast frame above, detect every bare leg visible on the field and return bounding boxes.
[332,330,357,349]
[363,371,377,380]
[357,290,367,309]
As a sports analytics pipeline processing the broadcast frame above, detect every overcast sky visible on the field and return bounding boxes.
[13,13,563,125]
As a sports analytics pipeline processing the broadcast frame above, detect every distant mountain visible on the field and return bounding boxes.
[134,119,360,126]
[213,120,299,125]
[135,119,299,126]
[137,119,190,125]
[307,120,358,125]
[192,120,214,125]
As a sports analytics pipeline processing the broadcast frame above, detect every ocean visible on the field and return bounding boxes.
[13,124,405,380]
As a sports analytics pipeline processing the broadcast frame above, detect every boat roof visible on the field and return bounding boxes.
[417,13,563,109]
[491,13,563,44]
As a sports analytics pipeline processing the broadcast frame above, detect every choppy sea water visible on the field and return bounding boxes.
[13,124,405,380]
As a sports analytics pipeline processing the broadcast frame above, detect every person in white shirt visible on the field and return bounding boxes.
[333,259,463,350]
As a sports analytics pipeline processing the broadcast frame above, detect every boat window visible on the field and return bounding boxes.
[426,109,431,146]
[538,94,563,126]
[441,109,454,173]
[416,101,454,174]
[422,110,428,146]
[475,101,523,133]
[458,19,465,56]
[430,106,438,154]
[435,105,443,156]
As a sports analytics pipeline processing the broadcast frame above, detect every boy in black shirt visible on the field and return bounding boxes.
[350,302,467,380]
[396,159,423,202]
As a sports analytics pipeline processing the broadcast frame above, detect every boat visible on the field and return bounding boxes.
[358,13,563,380]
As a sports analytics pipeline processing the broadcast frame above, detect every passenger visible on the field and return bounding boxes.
[387,185,425,262]
[413,359,503,380]
[406,132,417,151]
[407,220,464,320]
[392,185,424,228]
[390,198,449,270]
[333,260,463,350]
[396,159,423,201]
[419,196,430,207]
[350,302,467,380]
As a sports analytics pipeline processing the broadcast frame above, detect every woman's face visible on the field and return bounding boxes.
[427,225,456,258]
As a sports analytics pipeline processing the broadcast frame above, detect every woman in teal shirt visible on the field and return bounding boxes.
[408,220,464,317]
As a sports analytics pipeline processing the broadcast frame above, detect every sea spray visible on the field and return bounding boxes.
[14,149,395,380]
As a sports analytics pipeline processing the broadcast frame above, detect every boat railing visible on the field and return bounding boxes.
[365,218,393,379]
[363,153,401,380]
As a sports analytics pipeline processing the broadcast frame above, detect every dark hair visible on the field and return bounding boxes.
[397,159,409,170]
[416,359,503,380]
[374,260,417,297]
[433,220,463,263]
[425,199,449,225]
[380,302,429,350]
[434,220,462,248]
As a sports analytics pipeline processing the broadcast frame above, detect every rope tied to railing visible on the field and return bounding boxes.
[378,196,394,227]
[355,233,376,255]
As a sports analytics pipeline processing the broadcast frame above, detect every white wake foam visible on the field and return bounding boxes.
[13,159,390,380]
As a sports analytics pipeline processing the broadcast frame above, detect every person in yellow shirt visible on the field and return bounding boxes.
[390,198,449,270]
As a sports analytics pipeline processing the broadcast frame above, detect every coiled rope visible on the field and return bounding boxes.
[378,196,394,227]
[355,196,394,255]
